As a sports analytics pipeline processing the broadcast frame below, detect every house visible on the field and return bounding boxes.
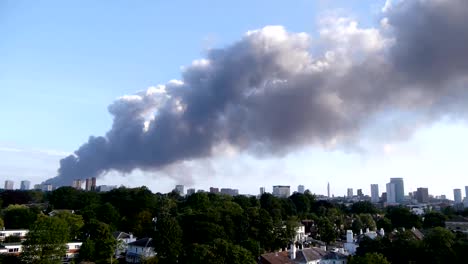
[0,229,28,242]
[260,246,347,264]
[0,241,81,262]
[48,209,75,217]
[126,237,156,263]
[113,231,136,257]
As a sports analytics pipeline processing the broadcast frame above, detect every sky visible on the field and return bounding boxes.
[1,0,468,199]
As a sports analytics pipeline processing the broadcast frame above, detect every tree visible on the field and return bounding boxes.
[53,210,84,240]
[349,252,390,264]
[423,227,456,263]
[351,201,378,214]
[154,215,183,264]
[3,204,38,229]
[359,214,376,231]
[423,211,446,229]
[79,220,117,264]
[386,206,421,228]
[21,216,69,264]
[186,239,256,264]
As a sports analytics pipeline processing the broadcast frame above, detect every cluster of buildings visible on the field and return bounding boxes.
[1,178,117,193]
[173,185,240,197]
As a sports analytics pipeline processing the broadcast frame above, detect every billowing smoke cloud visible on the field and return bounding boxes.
[46,0,468,186]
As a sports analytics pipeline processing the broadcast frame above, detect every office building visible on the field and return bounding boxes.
[220,188,239,196]
[273,185,290,198]
[42,184,53,192]
[210,187,220,194]
[371,184,379,203]
[260,187,265,195]
[347,188,353,198]
[298,185,305,194]
[327,182,330,198]
[454,189,462,204]
[4,180,14,190]
[20,180,31,190]
[96,185,117,192]
[84,177,97,191]
[174,185,184,195]
[357,189,363,197]
[72,179,83,190]
[91,177,96,191]
[465,186,468,199]
[386,183,396,204]
[187,188,196,195]
[416,187,429,203]
[390,178,405,203]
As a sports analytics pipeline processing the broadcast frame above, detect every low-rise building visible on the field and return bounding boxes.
[126,237,155,263]
[0,229,28,242]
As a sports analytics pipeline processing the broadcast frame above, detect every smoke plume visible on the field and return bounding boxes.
[45,0,468,186]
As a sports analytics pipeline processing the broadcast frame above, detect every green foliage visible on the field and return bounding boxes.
[349,252,390,264]
[186,239,256,264]
[423,227,456,263]
[386,206,422,229]
[53,210,84,240]
[423,211,447,229]
[350,201,379,214]
[3,204,38,229]
[154,215,183,264]
[21,216,69,264]
[79,220,117,264]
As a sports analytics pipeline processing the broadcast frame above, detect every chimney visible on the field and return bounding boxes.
[380,228,385,236]
[366,228,369,233]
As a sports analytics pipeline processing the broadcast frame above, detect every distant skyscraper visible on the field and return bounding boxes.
[174,185,184,195]
[347,188,353,198]
[357,189,363,197]
[85,178,91,191]
[4,180,14,190]
[465,186,468,199]
[298,185,305,194]
[260,187,265,195]
[220,188,239,196]
[416,187,429,203]
[386,183,396,204]
[42,184,53,192]
[210,187,220,194]
[91,177,96,191]
[20,180,30,190]
[371,184,379,203]
[327,182,330,198]
[390,178,405,203]
[72,179,83,190]
[187,188,196,195]
[272,185,290,198]
[454,189,462,204]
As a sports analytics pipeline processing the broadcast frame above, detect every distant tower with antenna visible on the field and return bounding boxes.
[327,182,330,198]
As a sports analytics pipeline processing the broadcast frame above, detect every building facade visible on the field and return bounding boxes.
[20,180,30,190]
[298,185,305,194]
[416,187,429,203]
[347,188,353,198]
[174,185,184,195]
[4,180,14,190]
[454,189,462,204]
[390,178,405,203]
[386,183,396,204]
[273,185,290,198]
[370,184,379,203]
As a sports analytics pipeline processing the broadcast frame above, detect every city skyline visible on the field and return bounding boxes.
[2,0,468,197]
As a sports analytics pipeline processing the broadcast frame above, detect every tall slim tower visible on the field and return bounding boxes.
[390,178,405,203]
[465,186,468,199]
[327,182,330,198]
[386,183,396,204]
[371,184,379,203]
[454,189,462,204]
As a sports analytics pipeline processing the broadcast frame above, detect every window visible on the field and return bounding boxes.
[75,245,80,249]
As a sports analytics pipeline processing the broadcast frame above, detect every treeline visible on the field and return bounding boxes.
[0,187,468,263]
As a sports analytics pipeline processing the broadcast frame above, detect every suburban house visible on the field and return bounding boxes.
[0,229,28,242]
[125,237,156,263]
[260,246,348,264]
[113,231,137,258]
[0,241,81,262]
[0,243,22,255]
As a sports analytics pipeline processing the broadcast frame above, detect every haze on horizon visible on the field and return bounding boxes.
[2,0,468,197]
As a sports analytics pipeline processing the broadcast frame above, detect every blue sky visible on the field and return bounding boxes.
[1,0,467,199]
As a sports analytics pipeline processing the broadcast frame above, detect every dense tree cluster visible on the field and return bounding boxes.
[1,188,468,263]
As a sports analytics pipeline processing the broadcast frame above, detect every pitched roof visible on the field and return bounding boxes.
[112,231,132,239]
[301,247,327,261]
[128,237,153,248]
[260,251,294,264]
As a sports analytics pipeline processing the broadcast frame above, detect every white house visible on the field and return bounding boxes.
[0,243,22,255]
[0,229,28,241]
[113,231,137,257]
[126,237,156,263]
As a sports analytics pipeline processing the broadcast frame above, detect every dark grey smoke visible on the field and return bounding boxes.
[45,0,468,186]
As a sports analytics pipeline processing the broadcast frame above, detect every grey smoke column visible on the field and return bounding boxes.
[45,0,468,186]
